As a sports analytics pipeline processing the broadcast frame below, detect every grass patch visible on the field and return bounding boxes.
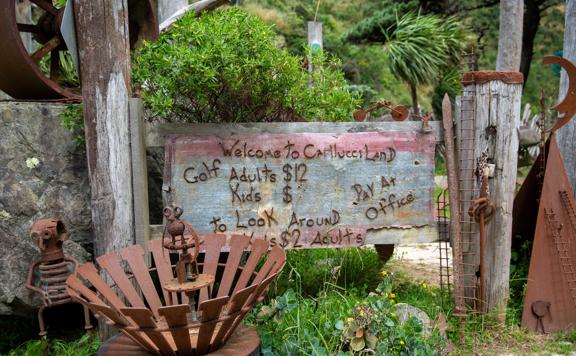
[8,333,100,356]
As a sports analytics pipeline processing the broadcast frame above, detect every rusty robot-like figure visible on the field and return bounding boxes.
[26,219,92,336]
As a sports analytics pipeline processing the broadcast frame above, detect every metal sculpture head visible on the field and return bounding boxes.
[30,219,67,263]
[543,56,576,132]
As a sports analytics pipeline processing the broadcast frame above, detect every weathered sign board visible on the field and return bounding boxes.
[163,122,436,249]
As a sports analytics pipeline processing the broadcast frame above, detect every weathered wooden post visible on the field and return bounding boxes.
[307,21,322,73]
[73,1,135,257]
[557,0,576,193]
[458,72,522,320]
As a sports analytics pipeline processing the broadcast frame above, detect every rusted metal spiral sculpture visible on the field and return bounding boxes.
[66,213,286,355]
[26,219,92,336]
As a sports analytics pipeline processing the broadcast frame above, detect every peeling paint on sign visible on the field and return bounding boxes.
[164,124,436,249]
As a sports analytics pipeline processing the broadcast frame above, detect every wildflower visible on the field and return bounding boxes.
[347,317,354,323]
[26,157,40,169]
[390,299,395,305]
[381,270,388,277]
[399,340,405,346]
[422,282,427,289]
[389,293,396,299]
[359,310,365,317]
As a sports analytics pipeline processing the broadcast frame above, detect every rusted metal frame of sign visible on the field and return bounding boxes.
[156,122,440,249]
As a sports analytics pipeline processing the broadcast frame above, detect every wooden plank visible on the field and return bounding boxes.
[197,296,229,354]
[76,263,126,311]
[232,239,268,294]
[162,123,437,248]
[121,307,175,356]
[253,246,285,284]
[149,238,175,303]
[130,98,151,250]
[158,305,193,355]
[146,121,444,148]
[222,271,278,344]
[216,235,251,298]
[97,253,146,309]
[119,245,162,317]
[198,234,227,305]
[212,284,258,350]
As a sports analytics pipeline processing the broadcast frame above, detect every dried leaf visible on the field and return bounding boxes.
[350,336,366,351]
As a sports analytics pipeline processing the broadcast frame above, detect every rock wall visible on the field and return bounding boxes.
[0,102,92,316]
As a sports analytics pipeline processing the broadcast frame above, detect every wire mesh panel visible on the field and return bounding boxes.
[437,189,452,308]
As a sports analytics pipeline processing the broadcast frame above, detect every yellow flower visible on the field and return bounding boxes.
[389,293,396,299]
[381,270,388,277]
[347,317,354,323]
[399,340,405,346]
[422,283,427,289]
[359,311,365,317]
[390,299,395,305]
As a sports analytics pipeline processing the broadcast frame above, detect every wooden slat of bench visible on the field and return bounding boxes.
[216,235,250,298]
[120,245,162,317]
[197,296,229,355]
[158,305,193,355]
[97,252,146,308]
[121,307,175,356]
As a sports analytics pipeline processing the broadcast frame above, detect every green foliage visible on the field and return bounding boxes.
[252,274,442,355]
[431,67,460,118]
[8,334,100,356]
[344,1,419,44]
[38,51,79,89]
[269,247,382,298]
[133,8,359,123]
[383,13,464,88]
[60,104,84,146]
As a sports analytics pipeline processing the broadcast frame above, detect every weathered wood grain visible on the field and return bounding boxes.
[73,0,135,257]
[459,75,522,319]
[557,0,576,194]
[161,123,437,248]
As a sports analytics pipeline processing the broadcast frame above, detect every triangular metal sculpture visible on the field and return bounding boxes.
[517,55,576,333]
[520,135,576,333]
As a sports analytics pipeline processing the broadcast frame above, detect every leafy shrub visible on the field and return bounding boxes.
[133,8,360,123]
[251,274,442,355]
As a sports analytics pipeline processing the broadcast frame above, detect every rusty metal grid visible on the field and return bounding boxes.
[437,188,453,308]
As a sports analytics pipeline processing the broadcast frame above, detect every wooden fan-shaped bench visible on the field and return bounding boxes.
[66,234,286,355]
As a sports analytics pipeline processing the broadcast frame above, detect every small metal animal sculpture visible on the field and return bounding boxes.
[162,206,202,283]
[26,219,92,336]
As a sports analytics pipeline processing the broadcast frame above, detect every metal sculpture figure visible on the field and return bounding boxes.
[26,219,92,336]
[515,56,576,333]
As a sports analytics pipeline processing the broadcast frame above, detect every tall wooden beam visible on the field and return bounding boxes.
[459,72,523,320]
[496,0,524,71]
[73,0,135,258]
[557,0,576,193]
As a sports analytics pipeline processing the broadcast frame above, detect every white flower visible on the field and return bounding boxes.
[26,157,40,169]
[0,210,11,221]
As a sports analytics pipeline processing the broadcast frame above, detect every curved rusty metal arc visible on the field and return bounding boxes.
[543,55,576,132]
